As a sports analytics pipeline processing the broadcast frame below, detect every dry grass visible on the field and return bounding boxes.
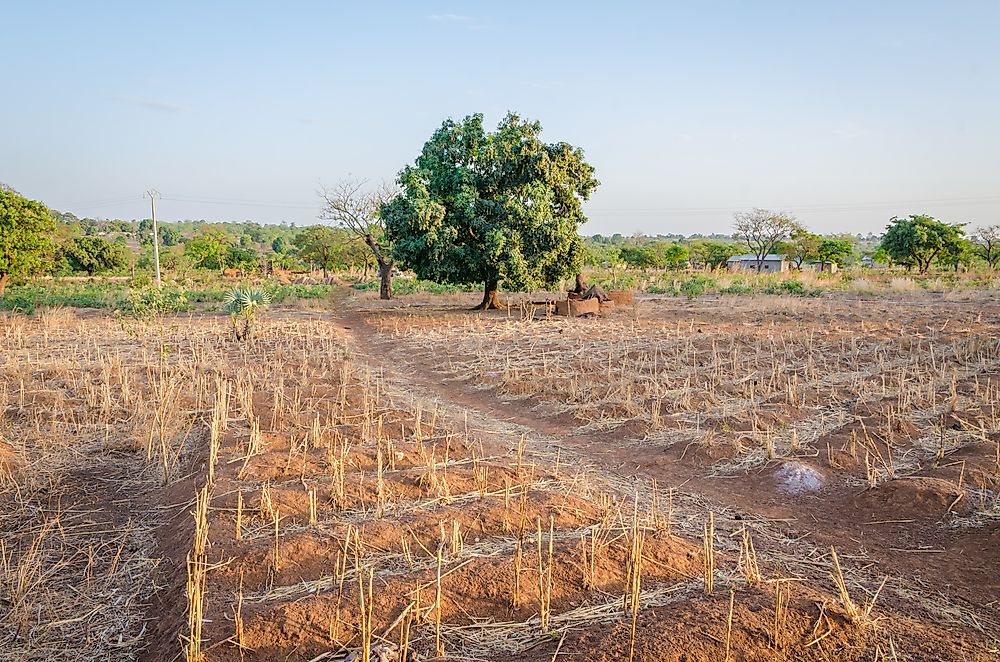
[3,298,999,661]
[366,296,1000,494]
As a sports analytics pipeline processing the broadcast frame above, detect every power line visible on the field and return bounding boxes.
[588,195,1000,216]
[60,195,146,210]
[57,191,1000,218]
[160,194,318,210]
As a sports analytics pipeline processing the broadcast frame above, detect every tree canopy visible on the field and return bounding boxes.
[62,236,129,276]
[293,226,343,278]
[817,237,853,268]
[879,215,966,274]
[733,209,800,269]
[787,229,821,268]
[972,225,1000,269]
[0,187,55,295]
[688,240,743,269]
[382,112,599,309]
[185,228,232,271]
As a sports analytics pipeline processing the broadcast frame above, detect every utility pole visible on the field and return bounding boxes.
[146,189,162,288]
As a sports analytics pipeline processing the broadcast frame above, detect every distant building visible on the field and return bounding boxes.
[727,254,789,273]
[808,261,839,273]
[860,256,887,269]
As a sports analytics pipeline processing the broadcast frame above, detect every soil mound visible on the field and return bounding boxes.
[854,477,973,519]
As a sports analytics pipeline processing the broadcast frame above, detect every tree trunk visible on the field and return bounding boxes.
[0,273,8,298]
[378,260,394,300]
[474,279,502,310]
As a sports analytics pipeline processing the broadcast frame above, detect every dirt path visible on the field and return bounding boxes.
[336,299,1000,657]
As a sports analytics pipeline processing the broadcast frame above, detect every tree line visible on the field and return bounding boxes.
[2,112,998,301]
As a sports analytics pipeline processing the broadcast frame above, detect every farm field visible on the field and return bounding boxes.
[1,290,999,661]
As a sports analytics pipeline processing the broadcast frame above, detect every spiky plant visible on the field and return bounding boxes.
[224,286,270,342]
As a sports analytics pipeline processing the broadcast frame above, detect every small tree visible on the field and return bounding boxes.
[659,242,689,270]
[938,238,978,272]
[185,228,232,271]
[619,245,661,269]
[733,209,799,271]
[689,240,742,270]
[225,245,260,274]
[0,186,55,296]
[319,178,396,299]
[293,226,344,279]
[817,237,853,270]
[972,224,1000,269]
[787,229,821,269]
[224,286,270,342]
[383,112,598,309]
[63,236,129,276]
[879,215,966,274]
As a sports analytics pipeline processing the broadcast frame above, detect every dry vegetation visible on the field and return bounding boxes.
[1,291,998,660]
[369,295,1000,501]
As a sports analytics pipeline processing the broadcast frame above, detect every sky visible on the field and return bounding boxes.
[2,1,998,236]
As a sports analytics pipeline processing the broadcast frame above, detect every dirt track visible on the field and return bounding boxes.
[340,290,1000,660]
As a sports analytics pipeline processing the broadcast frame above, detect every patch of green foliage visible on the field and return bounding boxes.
[763,279,823,297]
[113,285,190,333]
[719,278,753,295]
[0,283,118,313]
[679,274,717,299]
[0,279,336,314]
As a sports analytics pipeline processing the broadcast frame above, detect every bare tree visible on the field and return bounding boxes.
[733,208,800,271]
[972,224,1000,269]
[319,178,396,299]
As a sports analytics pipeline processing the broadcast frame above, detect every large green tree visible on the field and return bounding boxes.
[879,215,966,274]
[0,186,55,296]
[382,113,599,309]
[62,236,129,276]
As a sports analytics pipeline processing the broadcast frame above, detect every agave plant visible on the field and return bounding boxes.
[224,286,271,342]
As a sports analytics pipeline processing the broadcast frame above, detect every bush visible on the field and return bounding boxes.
[763,279,823,297]
[115,285,189,320]
[719,278,753,295]
[0,283,119,313]
[264,283,334,302]
[679,274,717,299]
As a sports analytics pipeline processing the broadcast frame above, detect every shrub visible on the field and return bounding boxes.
[763,279,823,297]
[719,278,753,295]
[679,274,717,299]
[112,285,189,333]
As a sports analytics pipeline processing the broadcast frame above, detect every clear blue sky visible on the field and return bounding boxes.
[2,1,998,235]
